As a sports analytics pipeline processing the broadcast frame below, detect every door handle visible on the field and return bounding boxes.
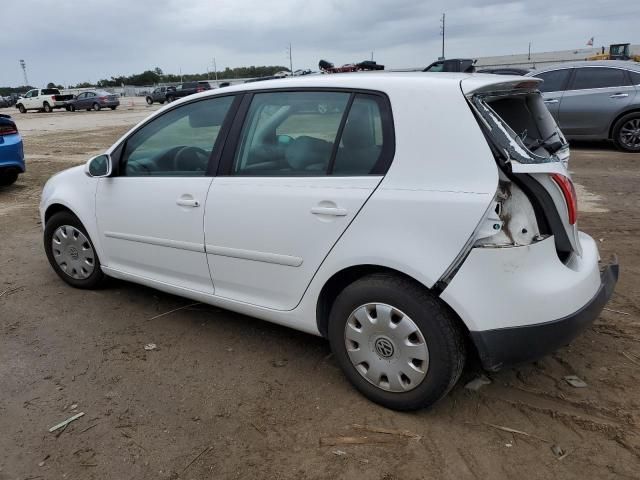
[609,93,629,98]
[543,99,559,104]
[311,206,348,216]
[176,196,200,207]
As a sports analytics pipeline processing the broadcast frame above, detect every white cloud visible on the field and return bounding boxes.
[2,0,638,86]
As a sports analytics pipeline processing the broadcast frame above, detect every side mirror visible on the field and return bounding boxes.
[84,154,112,177]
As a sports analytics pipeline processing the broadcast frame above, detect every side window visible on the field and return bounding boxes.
[627,70,640,85]
[332,94,389,175]
[231,91,350,176]
[88,92,96,98]
[77,93,85,99]
[571,67,630,90]
[535,69,571,93]
[121,96,234,177]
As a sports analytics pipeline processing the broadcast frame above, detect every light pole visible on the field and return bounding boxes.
[287,43,293,74]
[440,13,445,60]
[19,59,29,86]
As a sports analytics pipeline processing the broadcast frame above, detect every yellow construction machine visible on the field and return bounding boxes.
[587,43,640,62]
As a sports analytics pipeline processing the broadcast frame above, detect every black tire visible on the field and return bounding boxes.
[86,108,91,111]
[17,104,26,113]
[43,102,52,113]
[70,105,76,112]
[159,100,165,104]
[44,211,105,289]
[92,103,101,111]
[166,95,175,103]
[0,171,19,186]
[110,106,117,110]
[65,105,70,112]
[612,112,640,152]
[328,273,466,411]
[146,97,153,105]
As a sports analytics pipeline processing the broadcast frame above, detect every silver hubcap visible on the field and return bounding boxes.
[344,303,429,393]
[51,225,95,280]
[620,118,640,148]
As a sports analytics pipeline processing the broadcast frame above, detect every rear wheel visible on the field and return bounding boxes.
[328,273,466,411]
[43,102,52,113]
[44,211,105,289]
[17,104,26,113]
[92,103,101,111]
[166,95,175,103]
[0,171,19,186]
[613,112,640,152]
[146,97,153,105]
[110,106,117,110]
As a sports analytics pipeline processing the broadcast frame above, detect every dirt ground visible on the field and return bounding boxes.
[1,102,639,480]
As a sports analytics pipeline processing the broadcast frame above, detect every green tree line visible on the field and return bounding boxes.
[0,65,289,94]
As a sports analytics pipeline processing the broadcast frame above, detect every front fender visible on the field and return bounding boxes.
[40,166,104,261]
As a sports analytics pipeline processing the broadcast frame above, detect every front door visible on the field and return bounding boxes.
[559,66,634,136]
[96,95,235,293]
[205,90,394,310]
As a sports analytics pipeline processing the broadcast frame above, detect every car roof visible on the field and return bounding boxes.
[181,71,532,99]
[529,60,640,74]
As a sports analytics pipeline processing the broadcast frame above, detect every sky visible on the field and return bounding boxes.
[1,0,639,87]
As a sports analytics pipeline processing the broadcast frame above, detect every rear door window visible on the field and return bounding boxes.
[570,67,631,90]
[534,69,571,93]
[628,70,640,85]
[230,91,349,176]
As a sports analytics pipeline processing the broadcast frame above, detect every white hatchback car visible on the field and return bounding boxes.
[41,73,618,410]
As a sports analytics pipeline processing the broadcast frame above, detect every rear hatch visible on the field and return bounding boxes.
[462,76,581,258]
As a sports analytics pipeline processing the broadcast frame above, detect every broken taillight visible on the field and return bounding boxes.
[551,173,577,225]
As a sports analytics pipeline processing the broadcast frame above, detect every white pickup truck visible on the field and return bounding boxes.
[16,88,74,113]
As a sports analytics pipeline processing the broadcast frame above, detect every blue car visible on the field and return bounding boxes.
[0,114,25,186]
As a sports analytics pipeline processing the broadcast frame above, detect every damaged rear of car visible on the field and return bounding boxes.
[440,76,619,371]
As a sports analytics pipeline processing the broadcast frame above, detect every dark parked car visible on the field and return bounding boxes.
[477,67,531,76]
[145,86,171,105]
[165,81,211,102]
[424,59,476,73]
[526,60,640,152]
[67,90,120,111]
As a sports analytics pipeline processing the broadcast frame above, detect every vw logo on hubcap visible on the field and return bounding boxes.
[374,337,395,358]
[68,246,79,260]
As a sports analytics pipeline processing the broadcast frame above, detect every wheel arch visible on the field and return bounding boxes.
[315,264,474,348]
[608,107,640,139]
[44,203,79,225]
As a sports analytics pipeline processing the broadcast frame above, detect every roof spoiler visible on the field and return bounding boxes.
[461,77,542,96]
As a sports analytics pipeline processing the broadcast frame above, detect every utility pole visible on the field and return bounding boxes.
[440,13,445,60]
[288,43,293,74]
[213,57,218,84]
[19,59,29,86]
[371,51,374,61]
[528,42,531,61]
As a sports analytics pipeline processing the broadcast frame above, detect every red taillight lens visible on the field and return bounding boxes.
[51,95,56,100]
[552,173,578,225]
[197,87,204,92]
[99,96,107,102]
[0,124,18,136]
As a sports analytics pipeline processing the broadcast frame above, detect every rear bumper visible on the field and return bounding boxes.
[470,259,618,371]
[0,136,25,173]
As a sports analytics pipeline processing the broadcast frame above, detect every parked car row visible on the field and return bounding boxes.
[13,88,120,113]
[145,81,211,105]
[65,90,120,111]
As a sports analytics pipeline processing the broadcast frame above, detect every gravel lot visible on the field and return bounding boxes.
[1,101,639,480]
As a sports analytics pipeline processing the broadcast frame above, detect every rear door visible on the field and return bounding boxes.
[559,66,634,136]
[204,90,394,310]
[531,68,572,120]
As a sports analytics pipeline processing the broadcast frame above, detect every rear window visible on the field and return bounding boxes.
[628,70,640,85]
[571,67,630,90]
[41,88,60,95]
[534,70,570,93]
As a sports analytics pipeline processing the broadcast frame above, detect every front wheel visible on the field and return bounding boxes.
[146,97,153,105]
[92,103,101,111]
[110,106,117,110]
[328,274,466,411]
[166,95,175,103]
[44,211,105,289]
[613,112,640,152]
